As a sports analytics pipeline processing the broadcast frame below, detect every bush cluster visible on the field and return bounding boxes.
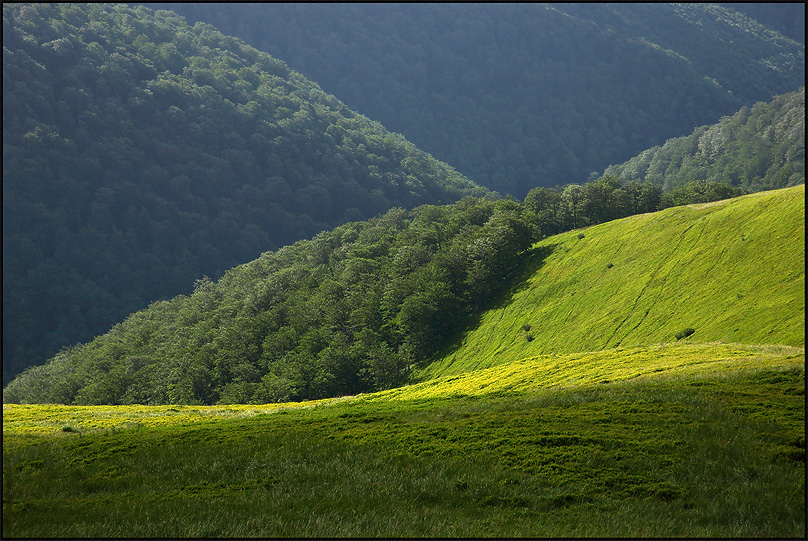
[675,327,696,340]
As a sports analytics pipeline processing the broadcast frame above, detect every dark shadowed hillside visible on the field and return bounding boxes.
[721,2,805,43]
[603,88,805,193]
[2,3,486,381]
[151,3,805,196]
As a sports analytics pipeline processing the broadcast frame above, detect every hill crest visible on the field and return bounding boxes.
[418,185,805,380]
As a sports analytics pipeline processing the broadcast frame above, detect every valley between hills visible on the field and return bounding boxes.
[2,3,804,538]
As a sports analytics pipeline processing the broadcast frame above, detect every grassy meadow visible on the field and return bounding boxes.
[4,187,805,537]
[3,343,804,537]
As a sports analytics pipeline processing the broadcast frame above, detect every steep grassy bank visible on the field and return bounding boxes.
[3,346,804,537]
[420,185,804,380]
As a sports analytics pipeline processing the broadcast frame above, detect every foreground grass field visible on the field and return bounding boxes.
[4,343,804,537]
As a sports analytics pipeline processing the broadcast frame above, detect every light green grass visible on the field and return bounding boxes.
[369,342,804,401]
[3,345,805,537]
[418,185,804,380]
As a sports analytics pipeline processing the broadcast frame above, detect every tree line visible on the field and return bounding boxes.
[4,174,746,405]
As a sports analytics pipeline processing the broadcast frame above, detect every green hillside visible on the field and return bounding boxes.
[604,88,805,193]
[2,3,485,381]
[6,185,803,407]
[151,2,805,195]
[374,343,804,401]
[420,185,805,380]
[5,180,804,533]
[2,197,541,405]
[4,4,805,536]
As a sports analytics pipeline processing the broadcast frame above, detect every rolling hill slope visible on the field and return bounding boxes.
[4,187,804,534]
[4,340,803,536]
[420,185,804,380]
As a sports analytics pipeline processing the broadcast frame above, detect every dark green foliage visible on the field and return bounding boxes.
[525,175,664,233]
[675,328,696,341]
[661,180,747,208]
[4,197,540,405]
[2,3,486,381]
[606,263,614,269]
[150,3,804,196]
[5,169,768,405]
[604,88,805,193]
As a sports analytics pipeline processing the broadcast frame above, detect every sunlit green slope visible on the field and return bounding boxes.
[375,343,803,402]
[420,185,804,380]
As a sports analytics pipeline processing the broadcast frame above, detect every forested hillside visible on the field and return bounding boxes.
[603,88,805,193]
[3,196,538,405]
[721,2,805,43]
[4,3,804,385]
[151,3,805,196]
[2,3,485,381]
[5,182,799,406]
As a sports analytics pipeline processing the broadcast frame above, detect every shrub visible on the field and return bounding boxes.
[606,263,614,268]
[577,233,585,239]
[675,327,695,340]
[521,324,532,332]
[526,333,534,342]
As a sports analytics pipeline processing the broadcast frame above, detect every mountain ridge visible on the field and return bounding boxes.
[151,2,805,195]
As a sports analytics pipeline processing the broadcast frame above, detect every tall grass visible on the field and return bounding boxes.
[4,356,804,537]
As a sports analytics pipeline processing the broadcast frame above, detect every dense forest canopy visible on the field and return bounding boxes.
[603,87,805,193]
[720,2,805,43]
[2,2,486,382]
[151,2,805,196]
[6,170,758,406]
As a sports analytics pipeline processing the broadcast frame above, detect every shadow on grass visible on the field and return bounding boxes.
[410,243,560,380]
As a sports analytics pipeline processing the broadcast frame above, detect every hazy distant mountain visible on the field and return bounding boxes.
[150,3,805,196]
[721,2,805,43]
